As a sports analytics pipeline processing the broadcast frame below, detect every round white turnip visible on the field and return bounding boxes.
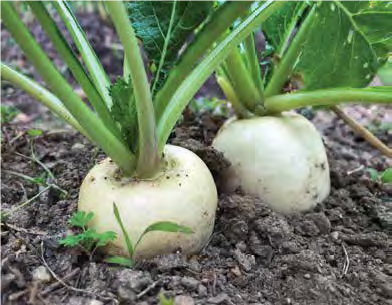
[78,145,218,260]
[212,113,330,213]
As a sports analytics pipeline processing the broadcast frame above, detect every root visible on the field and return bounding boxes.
[331,106,392,158]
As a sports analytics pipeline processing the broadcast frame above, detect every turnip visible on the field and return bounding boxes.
[79,145,217,259]
[212,1,392,213]
[1,0,286,259]
[212,113,330,213]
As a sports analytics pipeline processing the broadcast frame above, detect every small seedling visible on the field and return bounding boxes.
[158,292,175,305]
[59,211,117,257]
[27,128,43,137]
[1,212,10,222]
[105,203,193,267]
[0,105,19,124]
[367,167,392,183]
[367,120,392,134]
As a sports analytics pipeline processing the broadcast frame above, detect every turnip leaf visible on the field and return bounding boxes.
[263,1,308,56]
[127,1,213,93]
[263,1,392,90]
[109,77,138,151]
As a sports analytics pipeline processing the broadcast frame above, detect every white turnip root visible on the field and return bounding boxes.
[78,145,218,260]
[212,113,330,213]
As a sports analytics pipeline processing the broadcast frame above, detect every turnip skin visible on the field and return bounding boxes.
[212,113,330,213]
[78,145,218,260]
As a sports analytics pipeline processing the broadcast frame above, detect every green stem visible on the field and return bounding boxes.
[1,2,135,175]
[265,88,392,113]
[243,33,265,102]
[265,6,316,97]
[28,1,122,140]
[1,63,89,139]
[151,1,177,96]
[106,1,158,177]
[157,1,285,153]
[223,47,262,112]
[54,1,113,108]
[154,1,254,122]
[216,74,251,118]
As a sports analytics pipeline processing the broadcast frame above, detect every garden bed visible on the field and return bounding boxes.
[2,10,391,305]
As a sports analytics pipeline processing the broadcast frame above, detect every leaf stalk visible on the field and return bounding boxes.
[265,5,316,97]
[106,1,159,178]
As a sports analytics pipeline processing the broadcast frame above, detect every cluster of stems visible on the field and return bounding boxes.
[215,1,391,156]
[2,0,391,177]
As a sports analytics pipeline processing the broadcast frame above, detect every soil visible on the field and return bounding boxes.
[2,9,392,305]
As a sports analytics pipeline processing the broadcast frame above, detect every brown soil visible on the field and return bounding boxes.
[2,10,392,305]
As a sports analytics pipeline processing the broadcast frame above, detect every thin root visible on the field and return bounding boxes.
[332,106,392,158]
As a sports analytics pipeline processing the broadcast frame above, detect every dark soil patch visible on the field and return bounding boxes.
[2,8,391,305]
[2,110,392,305]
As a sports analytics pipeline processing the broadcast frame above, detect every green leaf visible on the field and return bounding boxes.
[105,256,134,267]
[367,167,380,181]
[142,221,193,235]
[262,1,392,91]
[381,168,392,184]
[158,292,175,305]
[0,105,19,124]
[263,1,308,56]
[68,211,94,228]
[294,1,392,90]
[127,1,213,92]
[96,231,117,247]
[59,234,84,247]
[109,78,137,151]
[113,202,134,257]
[27,128,43,137]
[134,221,193,250]
[1,212,9,222]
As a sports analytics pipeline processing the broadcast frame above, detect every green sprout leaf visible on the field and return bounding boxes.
[127,1,213,93]
[113,202,134,257]
[367,167,392,183]
[381,168,392,183]
[27,128,43,137]
[59,234,84,247]
[95,230,117,247]
[1,212,9,223]
[1,105,19,124]
[59,211,117,254]
[142,221,193,235]
[158,292,175,305]
[367,167,380,181]
[105,256,134,267]
[134,221,193,250]
[68,211,94,229]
